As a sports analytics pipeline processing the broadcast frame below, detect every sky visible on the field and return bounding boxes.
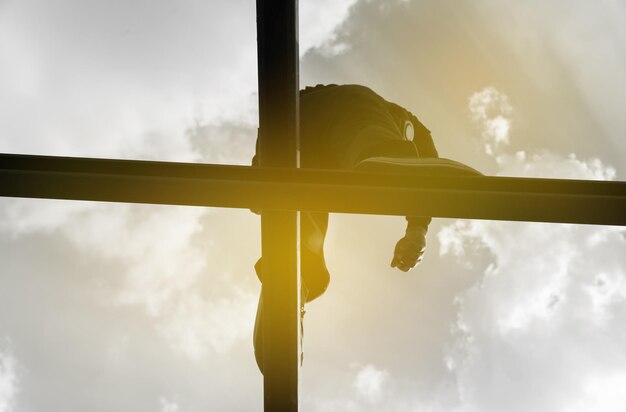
[1,0,625,411]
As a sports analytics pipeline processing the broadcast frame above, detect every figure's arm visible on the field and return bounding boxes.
[391,216,430,272]
[390,114,437,272]
[250,131,261,215]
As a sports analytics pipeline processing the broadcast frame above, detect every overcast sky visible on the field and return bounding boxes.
[1,1,625,411]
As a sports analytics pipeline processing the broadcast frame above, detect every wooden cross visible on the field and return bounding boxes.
[1,1,625,410]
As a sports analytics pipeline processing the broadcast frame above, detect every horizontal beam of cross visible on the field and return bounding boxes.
[1,153,625,226]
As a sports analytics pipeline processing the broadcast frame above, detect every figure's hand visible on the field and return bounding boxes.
[390,229,427,272]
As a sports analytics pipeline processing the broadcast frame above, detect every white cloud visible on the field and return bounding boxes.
[468,87,513,155]
[158,289,257,358]
[300,0,358,56]
[159,396,179,412]
[0,344,19,412]
[494,150,616,180]
[352,364,389,403]
[302,363,394,412]
[0,1,259,161]
[1,199,257,359]
[66,204,207,314]
[435,88,626,412]
[568,373,626,412]
[0,198,93,237]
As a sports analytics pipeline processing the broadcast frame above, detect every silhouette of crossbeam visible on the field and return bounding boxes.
[1,1,626,410]
[2,153,625,225]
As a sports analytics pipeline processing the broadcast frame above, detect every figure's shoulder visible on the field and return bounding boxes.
[300,83,338,97]
[300,83,383,100]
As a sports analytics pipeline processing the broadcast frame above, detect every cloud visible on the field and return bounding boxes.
[1,199,258,359]
[0,344,19,412]
[0,0,360,160]
[187,121,256,166]
[468,87,513,156]
[436,87,626,412]
[159,396,179,412]
[303,361,458,412]
[0,0,258,160]
[0,0,359,362]
[303,363,392,412]
[494,150,616,180]
[440,208,626,412]
[301,0,358,56]
[485,1,626,159]
[158,289,257,358]
[567,373,626,412]
[352,364,389,403]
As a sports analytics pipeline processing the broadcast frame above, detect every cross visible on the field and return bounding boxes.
[1,1,625,410]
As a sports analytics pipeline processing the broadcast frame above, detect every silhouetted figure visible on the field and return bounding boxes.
[253,84,439,373]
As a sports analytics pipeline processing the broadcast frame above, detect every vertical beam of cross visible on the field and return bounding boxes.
[256,0,300,410]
